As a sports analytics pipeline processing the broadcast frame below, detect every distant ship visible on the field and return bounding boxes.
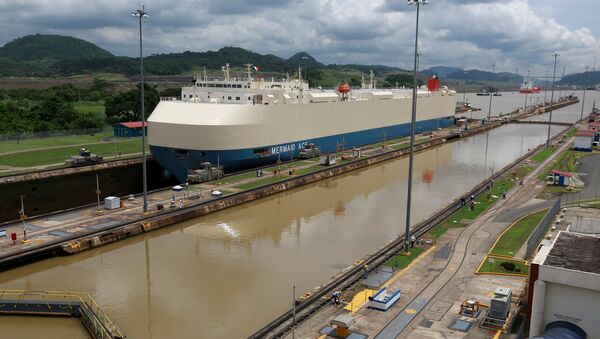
[148,65,457,181]
[519,81,541,94]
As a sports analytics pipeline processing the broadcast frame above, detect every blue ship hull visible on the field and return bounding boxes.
[151,116,455,181]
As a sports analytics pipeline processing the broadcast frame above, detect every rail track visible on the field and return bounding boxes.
[249,122,573,339]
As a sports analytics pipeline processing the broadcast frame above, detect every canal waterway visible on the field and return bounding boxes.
[462,90,600,123]
[0,122,564,338]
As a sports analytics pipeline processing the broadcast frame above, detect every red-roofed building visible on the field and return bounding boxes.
[113,121,147,138]
[589,121,600,131]
[548,169,572,187]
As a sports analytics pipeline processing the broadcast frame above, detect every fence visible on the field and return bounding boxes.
[0,127,111,142]
[525,198,561,258]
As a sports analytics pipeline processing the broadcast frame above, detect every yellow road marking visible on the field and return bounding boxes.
[405,308,417,314]
[342,246,437,316]
[344,288,376,314]
[382,245,437,289]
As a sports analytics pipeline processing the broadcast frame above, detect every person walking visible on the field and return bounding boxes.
[410,235,416,248]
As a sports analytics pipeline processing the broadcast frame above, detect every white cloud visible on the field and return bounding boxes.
[0,0,598,75]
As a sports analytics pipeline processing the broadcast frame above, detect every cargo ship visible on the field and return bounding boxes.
[519,81,541,94]
[148,65,457,181]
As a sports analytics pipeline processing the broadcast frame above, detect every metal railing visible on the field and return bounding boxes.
[525,198,561,258]
[0,289,125,339]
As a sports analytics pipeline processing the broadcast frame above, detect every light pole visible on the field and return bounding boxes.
[133,7,149,213]
[580,66,588,122]
[523,69,530,114]
[547,53,559,146]
[20,195,27,240]
[544,69,549,103]
[487,64,495,122]
[404,0,428,252]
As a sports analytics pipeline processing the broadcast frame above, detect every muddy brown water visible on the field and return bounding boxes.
[0,122,568,338]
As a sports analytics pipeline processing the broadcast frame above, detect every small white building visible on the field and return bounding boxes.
[574,130,594,151]
[528,231,600,338]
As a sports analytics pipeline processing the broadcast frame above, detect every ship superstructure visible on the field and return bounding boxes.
[148,65,457,181]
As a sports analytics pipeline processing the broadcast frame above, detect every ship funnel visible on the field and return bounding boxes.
[427,74,441,92]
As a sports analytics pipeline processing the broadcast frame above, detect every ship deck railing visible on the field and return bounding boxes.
[0,289,126,339]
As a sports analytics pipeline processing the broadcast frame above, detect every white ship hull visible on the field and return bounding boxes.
[148,91,456,181]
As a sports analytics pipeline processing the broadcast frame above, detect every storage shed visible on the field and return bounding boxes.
[548,170,572,187]
[574,130,594,151]
[113,121,147,138]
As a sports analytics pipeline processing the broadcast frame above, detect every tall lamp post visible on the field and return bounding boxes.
[580,66,588,122]
[404,0,428,252]
[523,69,530,114]
[547,53,559,146]
[487,64,495,121]
[133,7,149,212]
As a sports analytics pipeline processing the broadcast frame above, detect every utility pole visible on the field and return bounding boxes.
[20,195,27,240]
[580,66,589,122]
[404,0,429,252]
[292,285,296,339]
[487,64,495,122]
[95,174,101,211]
[547,53,559,146]
[133,7,149,213]
[544,69,549,103]
[523,70,530,114]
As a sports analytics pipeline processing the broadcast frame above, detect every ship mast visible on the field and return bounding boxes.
[244,64,253,81]
[369,70,374,89]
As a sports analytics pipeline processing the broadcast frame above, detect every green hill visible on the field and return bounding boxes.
[558,71,600,87]
[0,34,114,61]
[0,33,523,88]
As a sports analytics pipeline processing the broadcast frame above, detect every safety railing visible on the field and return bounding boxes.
[0,289,125,339]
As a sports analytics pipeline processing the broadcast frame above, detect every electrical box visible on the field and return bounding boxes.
[104,196,120,210]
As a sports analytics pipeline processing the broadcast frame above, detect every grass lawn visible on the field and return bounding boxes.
[0,139,146,167]
[490,209,547,257]
[429,164,533,238]
[384,247,425,269]
[213,171,258,185]
[537,149,590,181]
[0,132,113,154]
[565,127,577,138]
[478,257,529,275]
[233,176,286,190]
[531,147,556,163]
[73,101,106,119]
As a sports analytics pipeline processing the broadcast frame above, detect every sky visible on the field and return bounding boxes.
[0,0,599,77]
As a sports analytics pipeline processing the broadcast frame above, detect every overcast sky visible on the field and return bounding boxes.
[0,0,598,77]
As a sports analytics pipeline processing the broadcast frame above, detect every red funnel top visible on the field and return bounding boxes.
[427,76,441,91]
[338,83,351,94]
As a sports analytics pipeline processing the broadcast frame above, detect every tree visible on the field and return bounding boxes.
[385,73,413,87]
[105,83,159,122]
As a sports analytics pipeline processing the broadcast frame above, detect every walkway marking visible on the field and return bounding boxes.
[405,308,417,314]
[343,246,437,316]
[382,246,437,289]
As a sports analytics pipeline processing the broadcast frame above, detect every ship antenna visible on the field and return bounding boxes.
[369,70,374,89]
[203,66,206,81]
[361,74,365,89]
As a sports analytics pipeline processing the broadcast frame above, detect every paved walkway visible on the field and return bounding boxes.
[290,136,573,339]
[387,137,573,338]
